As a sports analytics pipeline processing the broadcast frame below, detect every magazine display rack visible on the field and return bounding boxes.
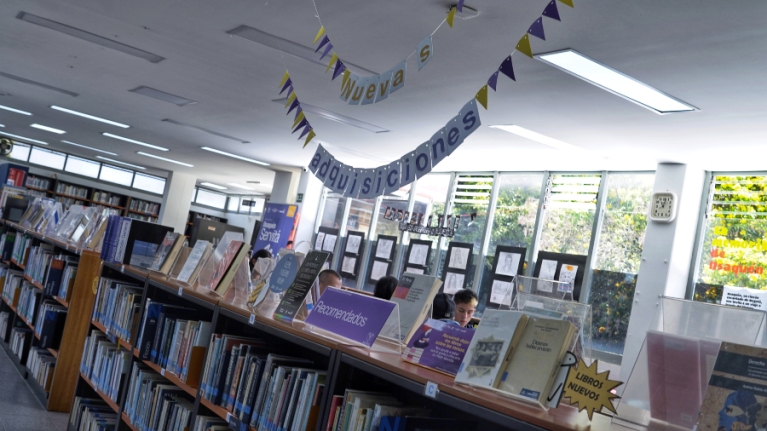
[168,245,208,288]
[613,297,767,430]
[515,275,574,302]
[195,231,245,291]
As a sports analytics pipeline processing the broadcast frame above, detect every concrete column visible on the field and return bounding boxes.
[271,169,302,204]
[619,163,705,385]
[158,171,196,234]
[293,171,324,247]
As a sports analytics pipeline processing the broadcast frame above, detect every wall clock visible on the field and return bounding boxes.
[649,192,677,223]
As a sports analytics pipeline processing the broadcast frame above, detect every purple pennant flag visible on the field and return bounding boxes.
[315,35,330,53]
[285,85,294,99]
[294,106,303,120]
[528,17,545,40]
[487,71,499,91]
[287,99,300,115]
[292,118,308,133]
[332,60,346,80]
[457,0,465,12]
[542,0,561,21]
[279,78,292,95]
[298,124,312,139]
[499,55,516,81]
[320,42,333,60]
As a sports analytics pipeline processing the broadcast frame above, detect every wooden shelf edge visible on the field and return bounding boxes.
[128,208,159,217]
[53,296,69,308]
[24,274,45,291]
[199,396,230,421]
[47,347,58,358]
[91,319,132,352]
[122,412,141,431]
[80,372,119,413]
[140,357,198,399]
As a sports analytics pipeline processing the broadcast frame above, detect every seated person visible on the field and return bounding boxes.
[250,248,273,281]
[453,289,478,328]
[373,276,398,300]
[432,293,460,326]
[318,269,342,295]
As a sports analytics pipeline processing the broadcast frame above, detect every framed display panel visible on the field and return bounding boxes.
[442,242,473,294]
[366,235,398,285]
[533,251,587,301]
[403,239,432,273]
[487,246,526,307]
[315,226,340,260]
[339,230,365,279]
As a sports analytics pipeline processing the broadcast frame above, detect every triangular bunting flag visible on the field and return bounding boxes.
[312,26,326,43]
[342,69,351,87]
[487,71,499,91]
[325,53,338,73]
[558,0,573,7]
[278,71,290,89]
[314,35,330,53]
[447,7,456,28]
[332,60,346,80]
[287,99,300,115]
[542,0,561,21]
[279,78,293,95]
[320,42,334,60]
[499,55,516,81]
[303,130,316,148]
[528,18,545,40]
[457,0,465,12]
[516,34,533,58]
[294,106,303,119]
[292,118,308,133]
[284,92,297,108]
[475,85,488,110]
[292,111,306,129]
[285,85,294,99]
[298,124,312,139]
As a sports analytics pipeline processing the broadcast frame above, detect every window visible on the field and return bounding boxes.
[133,172,166,194]
[9,143,30,161]
[693,175,767,303]
[538,174,601,255]
[589,173,654,356]
[29,147,66,170]
[239,196,265,214]
[408,173,451,275]
[99,164,134,186]
[191,188,197,202]
[228,195,240,212]
[339,198,374,287]
[319,194,346,230]
[195,188,227,209]
[64,155,100,178]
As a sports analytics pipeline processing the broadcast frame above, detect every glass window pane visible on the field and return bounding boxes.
[64,155,100,178]
[340,198,375,287]
[191,188,197,202]
[195,188,227,209]
[9,143,30,161]
[228,196,240,212]
[133,172,165,194]
[589,173,654,356]
[538,174,601,255]
[29,147,66,170]
[319,194,346,230]
[99,164,134,186]
[408,174,451,275]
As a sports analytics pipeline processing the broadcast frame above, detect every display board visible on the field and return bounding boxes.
[339,230,365,279]
[314,226,340,261]
[487,245,526,308]
[402,238,432,276]
[532,251,587,301]
[366,234,397,284]
[442,241,473,294]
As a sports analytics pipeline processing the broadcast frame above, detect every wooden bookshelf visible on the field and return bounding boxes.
[80,372,120,413]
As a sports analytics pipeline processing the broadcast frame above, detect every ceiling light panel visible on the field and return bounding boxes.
[30,123,66,134]
[137,151,194,167]
[17,12,165,63]
[102,133,168,151]
[51,105,129,128]
[61,140,117,155]
[162,119,248,143]
[200,146,270,166]
[96,156,146,170]
[489,125,580,151]
[0,71,78,97]
[0,132,48,145]
[536,49,697,114]
[271,99,389,133]
[0,104,32,115]
[201,182,227,190]
[129,86,196,106]
[227,183,254,190]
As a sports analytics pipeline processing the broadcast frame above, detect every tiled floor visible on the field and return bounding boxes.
[0,347,69,431]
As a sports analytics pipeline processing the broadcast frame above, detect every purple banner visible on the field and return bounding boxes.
[402,318,475,376]
[305,288,396,347]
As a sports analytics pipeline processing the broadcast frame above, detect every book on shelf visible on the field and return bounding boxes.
[9,327,33,362]
[81,328,131,402]
[100,215,174,267]
[92,277,143,345]
[17,281,41,325]
[208,240,249,296]
[455,310,529,388]
[1,269,24,306]
[129,198,160,215]
[1,232,15,261]
[388,274,443,344]
[148,232,180,272]
[176,240,213,284]
[402,318,475,376]
[335,390,398,431]
[193,415,228,431]
[34,300,67,349]
[123,362,195,431]
[497,316,577,404]
[27,347,56,392]
[71,397,118,431]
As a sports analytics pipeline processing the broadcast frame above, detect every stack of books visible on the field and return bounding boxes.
[11,233,32,265]
[70,397,117,431]
[27,347,56,392]
[47,255,78,301]
[100,215,174,268]
[23,244,54,284]
[124,363,195,431]
[10,326,31,361]
[1,269,24,305]
[92,278,142,345]
[17,281,40,324]
[81,329,131,403]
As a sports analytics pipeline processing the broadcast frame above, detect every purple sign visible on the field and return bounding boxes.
[402,318,475,376]
[305,288,396,347]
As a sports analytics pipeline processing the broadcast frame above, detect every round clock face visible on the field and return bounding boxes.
[651,193,676,221]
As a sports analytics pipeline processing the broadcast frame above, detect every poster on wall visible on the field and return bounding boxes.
[442,241,474,295]
[315,226,340,262]
[487,245,526,308]
[253,203,300,256]
[532,251,587,301]
[403,239,433,276]
[339,230,365,279]
[366,235,398,285]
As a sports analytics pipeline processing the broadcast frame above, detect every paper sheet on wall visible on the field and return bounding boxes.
[721,285,767,311]
[538,259,558,292]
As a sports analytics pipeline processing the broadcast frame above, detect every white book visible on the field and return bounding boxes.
[176,240,211,283]
[388,274,442,344]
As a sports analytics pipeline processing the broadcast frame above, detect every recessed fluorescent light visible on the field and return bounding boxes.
[96,156,146,170]
[0,132,48,145]
[102,133,168,151]
[16,12,164,63]
[200,146,270,166]
[51,105,129,128]
[227,183,254,190]
[0,104,32,115]
[536,49,697,114]
[61,140,117,155]
[0,70,78,97]
[129,86,196,106]
[201,182,227,190]
[489,125,580,151]
[271,99,389,133]
[0,124,4,128]
[162,119,248,143]
[137,151,193,167]
[30,123,66,134]
[227,25,377,75]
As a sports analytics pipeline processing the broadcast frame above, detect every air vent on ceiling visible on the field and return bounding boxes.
[0,71,78,97]
[130,86,196,106]
[162,119,248,143]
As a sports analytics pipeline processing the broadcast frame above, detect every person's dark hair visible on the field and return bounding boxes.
[318,269,342,286]
[453,288,478,306]
[373,276,398,300]
[432,293,455,319]
[252,249,273,260]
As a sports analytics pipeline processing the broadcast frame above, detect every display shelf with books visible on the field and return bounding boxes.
[91,190,127,209]
[25,174,53,195]
[127,197,161,217]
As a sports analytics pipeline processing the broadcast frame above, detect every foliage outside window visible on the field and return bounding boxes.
[408,174,451,274]
[538,174,601,255]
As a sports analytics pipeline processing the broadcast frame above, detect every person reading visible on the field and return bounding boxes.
[453,289,478,328]
[374,276,398,300]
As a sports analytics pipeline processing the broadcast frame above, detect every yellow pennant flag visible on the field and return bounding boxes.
[342,69,351,87]
[292,111,306,129]
[475,85,488,110]
[558,0,574,7]
[285,91,297,108]
[447,7,456,28]
[325,52,338,73]
[516,34,533,58]
[303,130,317,148]
[278,70,290,89]
[313,26,326,44]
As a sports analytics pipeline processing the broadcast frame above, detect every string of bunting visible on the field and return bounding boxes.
[286,0,575,197]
